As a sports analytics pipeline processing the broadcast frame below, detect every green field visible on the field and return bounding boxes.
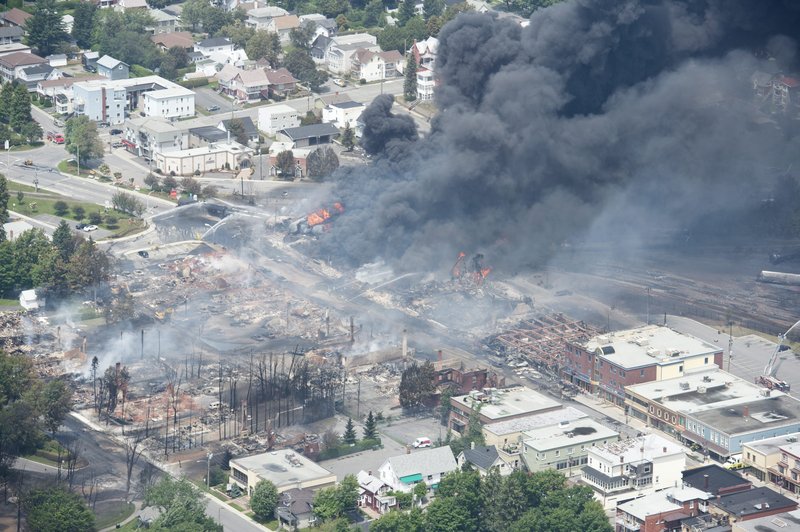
[93,501,136,530]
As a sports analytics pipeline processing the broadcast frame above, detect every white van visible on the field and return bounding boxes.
[413,437,432,448]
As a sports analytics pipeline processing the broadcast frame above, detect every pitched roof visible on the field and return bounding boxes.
[38,75,102,89]
[151,31,194,49]
[279,122,340,140]
[220,116,258,138]
[119,0,148,8]
[277,488,314,517]
[2,8,32,27]
[21,63,53,76]
[247,6,288,18]
[265,67,297,85]
[357,470,387,494]
[682,464,751,496]
[0,51,46,68]
[460,445,500,471]
[0,26,23,39]
[380,50,403,63]
[197,37,232,48]
[215,63,241,83]
[97,55,128,69]
[272,14,300,31]
[235,68,268,86]
[385,447,457,479]
[330,100,363,110]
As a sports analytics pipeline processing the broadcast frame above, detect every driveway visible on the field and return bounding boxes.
[194,87,234,115]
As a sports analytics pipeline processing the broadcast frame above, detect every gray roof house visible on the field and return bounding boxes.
[377,446,458,493]
[96,55,130,80]
[276,122,339,148]
[456,444,511,476]
[274,488,316,530]
[218,117,259,144]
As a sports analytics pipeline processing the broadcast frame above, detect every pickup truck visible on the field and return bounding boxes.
[46,131,65,144]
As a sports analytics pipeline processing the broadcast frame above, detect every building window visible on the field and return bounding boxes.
[704,357,709,364]
[679,365,683,372]
[640,369,645,377]
[555,450,560,457]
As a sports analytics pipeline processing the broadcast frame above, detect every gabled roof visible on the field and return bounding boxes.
[380,50,403,63]
[38,75,102,89]
[235,68,268,87]
[219,116,258,138]
[21,63,54,76]
[215,63,242,83]
[97,55,128,70]
[272,14,300,31]
[119,0,148,8]
[197,37,232,48]
[278,488,314,517]
[2,8,32,27]
[357,470,388,494]
[265,67,297,85]
[279,122,340,141]
[460,445,500,471]
[384,447,457,479]
[0,26,24,39]
[0,52,46,68]
[151,31,195,50]
[247,6,288,18]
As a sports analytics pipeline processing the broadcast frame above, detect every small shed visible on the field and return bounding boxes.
[19,289,44,311]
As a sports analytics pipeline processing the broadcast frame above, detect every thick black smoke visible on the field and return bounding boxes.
[319,0,800,272]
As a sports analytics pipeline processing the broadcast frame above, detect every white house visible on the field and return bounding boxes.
[194,37,234,58]
[581,434,686,508]
[142,86,195,120]
[268,15,301,44]
[0,52,47,83]
[377,447,458,493]
[246,6,289,29]
[350,49,402,82]
[322,100,364,129]
[231,68,269,102]
[258,104,300,135]
[19,289,44,311]
[325,33,379,76]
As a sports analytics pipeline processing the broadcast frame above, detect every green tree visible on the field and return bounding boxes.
[71,205,85,221]
[144,477,222,531]
[226,118,249,145]
[363,410,377,440]
[51,220,75,261]
[378,25,405,52]
[216,21,255,48]
[64,116,104,165]
[398,361,436,409]
[22,487,95,532]
[144,173,161,191]
[398,0,416,25]
[10,83,32,131]
[423,0,444,19]
[250,480,279,521]
[436,469,483,527]
[343,417,357,444]
[313,475,358,521]
[0,83,14,123]
[364,0,385,27]
[111,191,145,216]
[159,54,178,80]
[245,30,281,67]
[413,481,427,502]
[404,53,417,102]
[427,15,443,36]
[19,121,43,143]
[0,351,42,478]
[180,0,207,31]
[284,49,328,91]
[24,0,68,56]
[276,150,295,177]
[0,174,9,234]
[41,379,72,437]
[66,237,110,294]
[306,146,339,180]
[341,122,355,151]
[404,16,428,42]
[72,1,97,49]
[53,201,69,217]
[425,496,478,532]
[370,508,425,532]
[290,21,316,51]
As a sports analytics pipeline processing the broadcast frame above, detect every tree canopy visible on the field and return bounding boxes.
[64,116,104,165]
[144,476,222,531]
[25,0,68,56]
[306,146,339,180]
[22,487,95,532]
[313,475,359,521]
[250,480,279,521]
[398,361,436,409]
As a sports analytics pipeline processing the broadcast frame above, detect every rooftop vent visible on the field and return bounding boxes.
[679,382,690,390]
[697,386,707,394]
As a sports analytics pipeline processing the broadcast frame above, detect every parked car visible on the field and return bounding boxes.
[84,65,96,73]
[412,437,432,448]
[137,250,150,258]
[111,142,124,148]
[109,129,122,135]
[333,78,346,87]
[206,105,220,112]
[82,225,98,232]
[98,122,109,128]
[75,223,87,230]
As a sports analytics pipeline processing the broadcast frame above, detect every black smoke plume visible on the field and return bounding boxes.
[319,0,800,272]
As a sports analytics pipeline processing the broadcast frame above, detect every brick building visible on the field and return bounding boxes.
[436,367,504,395]
[615,486,711,532]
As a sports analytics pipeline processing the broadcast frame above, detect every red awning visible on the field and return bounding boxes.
[121,139,136,148]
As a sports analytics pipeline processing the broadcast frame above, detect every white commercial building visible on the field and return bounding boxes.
[322,100,364,129]
[154,142,253,176]
[258,104,300,135]
[230,450,336,495]
[142,87,195,120]
[520,418,619,474]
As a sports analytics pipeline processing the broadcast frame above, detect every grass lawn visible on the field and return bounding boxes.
[229,502,246,512]
[115,521,140,532]
[57,159,99,179]
[0,298,20,308]
[209,488,229,502]
[93,501,136,530]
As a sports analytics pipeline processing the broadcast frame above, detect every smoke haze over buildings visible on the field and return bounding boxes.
[320,0,800,272]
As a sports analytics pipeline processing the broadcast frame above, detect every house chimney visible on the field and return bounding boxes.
[704,474,709,491]
[368,471,372,476]
[620,456,624,463]
[743,406,749,418]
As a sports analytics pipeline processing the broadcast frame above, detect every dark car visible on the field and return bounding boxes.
[110,129,122,135]
[206,105,220,112]
[84,65,96,73]
[75,223,87,230]
[137,250,150,258]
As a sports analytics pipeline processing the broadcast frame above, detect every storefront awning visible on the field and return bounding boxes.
[399,473,423,483]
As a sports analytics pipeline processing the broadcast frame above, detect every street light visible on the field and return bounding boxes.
[206,452,214,489]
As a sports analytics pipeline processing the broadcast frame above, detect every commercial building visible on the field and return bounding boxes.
[142,86,195,120]
[520,417,618,474]
[448,386,561,437]
[123,117,189,157]
[709,486,797,523]
[682,464,752,496]
[377,446,457,493]
[563,325,723,406]
[732,508,800,532]
[581,434,685,507]
[615,487,711,532]
[276,123,339,148]
[482,405,587,453]
[742,433,800,482]
[258,104,300,135]
[229,450,336,495]
[321,100,365,129]
[153,142,253,176]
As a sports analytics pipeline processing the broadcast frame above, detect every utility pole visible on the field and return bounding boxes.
[727,321,734,372]
[646,287,651,325]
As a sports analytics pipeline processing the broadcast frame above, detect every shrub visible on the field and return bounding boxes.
[72,206,85,220]
[179,77,210,88]
[53,201,69,216]
[88,212,103,225]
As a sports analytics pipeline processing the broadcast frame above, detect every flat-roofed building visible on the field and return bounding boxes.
[230,450,336,495]
[742,433,800,482]
[259,103,300,135]
[154,142,252,176]
[482,405,587,454]
[615,486,711,532]
[448,386,561,437]
[521,417,618,474]
[563,325,723,406]
[710,486,797,523]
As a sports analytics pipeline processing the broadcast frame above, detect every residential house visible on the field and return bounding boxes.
[409,37,438,100]
[322,100,365,129]
[350,49,402,82]
[274,488,316,530]
[97,0,118,9]
[742,433,800,482]
[115,0,149,11]
[276,123,340,148]
[357,470,396,514]
[46,54,67,67]
[1,8,32,29]
[268,15,301,44]
[310,35,331,64]
[299,14,337,41]
[37,76,103,114]
[0,26,23,45]
[325,33,379,75]
[377,446,458,493]
[563,325,723,406]
[17,63,59,90]
[83,51,100,70]
[416,67,435,101]
[456,444,511,476]
[218,116,259,144]
[709,486,797,523]
[194,37,234,57]
[315,92,354,111]
[230,450,336,494]
[581,434,686,508]
[615,487,712,532]
[264,67,297,99]
[0,43,30,56]
[520,417,618,474]
[258,104,299,135]
[208,48,248,68]
[188,51,206,63]
[231,68,269,102]
[682,464,752,497]
[267,141,308,178]
[215,64,241,96]
[97,55,130,80]
[147,8,180,33]
[0,52,47,83]
[246,6,289,30]
[152,31,195,51]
